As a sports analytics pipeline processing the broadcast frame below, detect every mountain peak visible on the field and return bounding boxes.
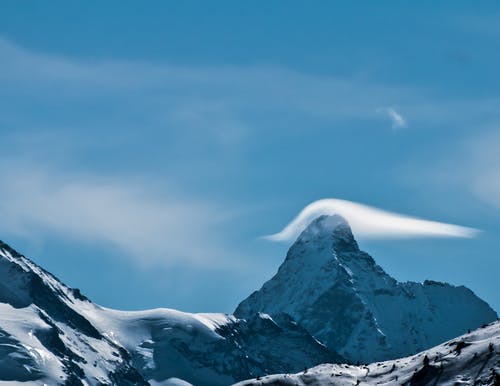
[236,215,497,363]
[295,214,359,254]
[298,214,347,238]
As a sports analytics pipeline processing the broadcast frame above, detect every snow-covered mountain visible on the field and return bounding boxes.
[235,215,498,363]
[0,240,147,386]
[83,308,342,386]
[235,319,500,386]
[0,214,497,385]
[0,240,341,386]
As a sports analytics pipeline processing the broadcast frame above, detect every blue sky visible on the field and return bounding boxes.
[0,1,499,313]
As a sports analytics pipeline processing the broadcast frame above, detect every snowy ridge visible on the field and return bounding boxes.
[234,320,500,386]
[0,240,148,386]
[0,240,340,386]
[80,307,342,385]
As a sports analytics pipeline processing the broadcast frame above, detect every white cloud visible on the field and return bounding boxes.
[264,198,478,242]
[377,107,407,129]
[0,163,234,267]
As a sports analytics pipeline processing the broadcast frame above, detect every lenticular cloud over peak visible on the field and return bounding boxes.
[264,199,479,242]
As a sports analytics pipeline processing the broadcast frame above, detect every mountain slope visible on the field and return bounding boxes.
[235,215,498,363]
[79,306,343,386]
[0,240,149,386]
[235,319,500,386]
[0,240,341,386]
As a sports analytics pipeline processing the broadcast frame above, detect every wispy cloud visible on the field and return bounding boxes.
[3,35,499,160]
[401,129,500,212]
[377,107,407,129]
[0,37,492,265]
[264,198,478,242]
[0,163,235,267]
[467,131,500,210]
[0,36,418,142]
[433,130,500,210]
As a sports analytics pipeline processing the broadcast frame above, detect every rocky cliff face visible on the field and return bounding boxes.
[235,215,498,363]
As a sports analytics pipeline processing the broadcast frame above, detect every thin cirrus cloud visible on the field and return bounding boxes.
[377,107,407,129]
[0,36,416,137]
[419,130,500,210]
[460,130,500,210]
[0,163,233,267]
[264,198,479,242]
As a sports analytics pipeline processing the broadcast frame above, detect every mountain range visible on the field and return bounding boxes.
[0,215,497,385]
